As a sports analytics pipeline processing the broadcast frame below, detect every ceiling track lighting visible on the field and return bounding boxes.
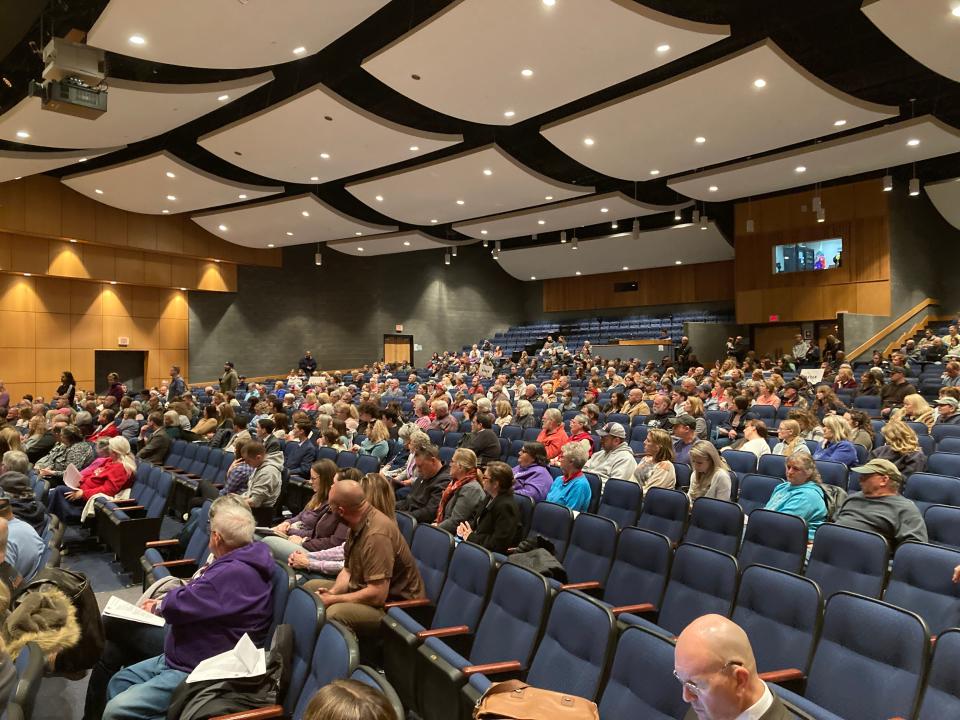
[909,177,920,196]
[700,215,708,230]
[674,208,682,222]
[883,174,893,192]
[745,218,755,233]
[632,218,640,240]
[816,207,826,223]
[451,246,458,258]
[571,236,579,250]
[560,230,567,244]
[482,238,489,248]
[444,251,451,266]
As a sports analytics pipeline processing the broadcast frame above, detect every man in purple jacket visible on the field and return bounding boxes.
[102,496,274,720]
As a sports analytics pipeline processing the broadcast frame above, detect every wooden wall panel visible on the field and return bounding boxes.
[35,313,71,348]
[543,260,734,313]
[60,186,96,241]
[0,310,35,347]
[24,176,62,236]
[733,179,890,324]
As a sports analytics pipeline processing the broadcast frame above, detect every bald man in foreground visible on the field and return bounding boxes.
[675,615,791,720]
[303,480,424,639]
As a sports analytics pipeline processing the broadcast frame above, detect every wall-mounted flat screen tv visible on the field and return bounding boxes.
[772,238,843,274]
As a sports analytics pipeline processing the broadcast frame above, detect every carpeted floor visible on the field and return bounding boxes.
[31,518,182,720]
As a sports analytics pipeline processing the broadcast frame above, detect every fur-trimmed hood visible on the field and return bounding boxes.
[3,588,80,660]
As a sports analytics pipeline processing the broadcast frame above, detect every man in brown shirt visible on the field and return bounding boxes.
[303,480,423,638]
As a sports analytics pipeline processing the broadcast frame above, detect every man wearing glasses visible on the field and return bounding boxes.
[675,615,791,720]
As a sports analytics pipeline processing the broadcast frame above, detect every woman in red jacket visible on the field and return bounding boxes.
[46,436,136,522]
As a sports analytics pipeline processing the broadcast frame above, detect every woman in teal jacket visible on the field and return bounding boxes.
[764,452,827,542]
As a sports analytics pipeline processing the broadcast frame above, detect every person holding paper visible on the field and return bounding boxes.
[101,496,273,720]
[46,436,135,522]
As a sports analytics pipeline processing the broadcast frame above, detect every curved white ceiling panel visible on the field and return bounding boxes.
[362,0,729,125]
[497,222,733,280]
[0,147,121,183]
[61,151,282,215]
[668,116,960,201]
[198,84,462,184]
[345,144,591,225]
[191,194,397,249]
[926,176,960,231]
[862,0,960,82]
[327,230,449,257]
[541,40,898,181]
[88,0,389,69]
[0,73,272,150]
[453,191,689,241]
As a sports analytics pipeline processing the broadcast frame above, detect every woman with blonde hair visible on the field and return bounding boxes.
[764,452,826,541]
[357,419,390,462]
[46,436,135,521]
[754,380,781,409]
[0,427,24,456]
[870,419,927,478]
[688,441,732,501]
[773,419,811,457]
[891,394,936,433]
[493,399,513,428]
[514,399,537,430]
[632,428,677,491]
[434,448,485,533]
[813,415,858,467]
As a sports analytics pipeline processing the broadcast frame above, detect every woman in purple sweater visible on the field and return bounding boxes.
[511,441,555,502]
[262,458,349,562]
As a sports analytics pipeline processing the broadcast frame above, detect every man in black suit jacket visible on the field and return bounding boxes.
[677,614,792,720]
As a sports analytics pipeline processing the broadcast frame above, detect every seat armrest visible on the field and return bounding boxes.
[120,505,146,513]
[385,598,432,610]
[155,559,197,569]
[759,668,804,683]
[462,660,522,677]
[144,539,179,549]
[185,473,203,479]
[561,581,601,591]
[416,625,469,640]
[211,706,283,720]
[611,603,655,616]
[112,498,139,506]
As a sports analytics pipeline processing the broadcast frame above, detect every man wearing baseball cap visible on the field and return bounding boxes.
[879,367,916,418]
[934,396,960,425]
[835,458,926,548]
[669,415,698,465]
[581,422,637,493]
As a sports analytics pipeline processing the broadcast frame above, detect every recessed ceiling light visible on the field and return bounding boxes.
[403,241,411,246]
[78,157,87,162]
[430,219,438,224]
[292,46,306,55]
[675,260,683,265]
[544,195,553,201]
[23,273,31,277]
[907,138,920,147]
[218,224,228,231]
[69,239,77,243]
[110,281,117,285]
[456,199,465,205]
[357,247,364,252]
[600,207,609,213]
[708,185,718,192]
[583,137,595,146]
[834,119,847,127]
[375,195,384,202]
[286,231,294,236]
[503,110,515,118]
[319,152,330,159]
[213,259,221,263]
[622,266,629,271]
[267,243,275,248]
[649,169,660,176]
[537,220,546,225]
[521,68,534,77]
[301,210,310,217]
[217,94,229,102]
[753,78,767,88]
[575,271,581,276]
[128,35,146,45]
[542,0,555,6]
[480,230,488,235]
[13,176,21,180]
[530,275,536,280]
[795,165,807,173]
[165,171,176,178]
[309,176,319,182]
[15,130,29,139]
[166,195,176,201]
[409,145,419,152]
[483,169,493,176]
[695,136,706,144]
[656,44,670,53]
[180,287,187,291]
[238,194,247,199]
[162,210,169,214]
[94,188,103,194]
[953,5,960,16]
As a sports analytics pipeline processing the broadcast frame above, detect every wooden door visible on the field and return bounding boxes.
[383,335,413,364]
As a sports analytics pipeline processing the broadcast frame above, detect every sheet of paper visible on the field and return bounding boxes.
[63,463,82,490]
[102,596,165,627]
[186,633,266,684]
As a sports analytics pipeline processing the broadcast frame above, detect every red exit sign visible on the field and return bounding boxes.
[769,314,780,322]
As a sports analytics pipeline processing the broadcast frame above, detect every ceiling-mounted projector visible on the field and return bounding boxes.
[28,37,108,119]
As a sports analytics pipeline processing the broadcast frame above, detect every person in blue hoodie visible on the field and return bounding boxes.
[812,415,859,468]
[764,452,828,542]
[101,495,274,720]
